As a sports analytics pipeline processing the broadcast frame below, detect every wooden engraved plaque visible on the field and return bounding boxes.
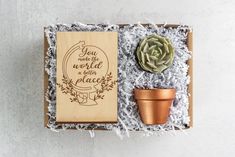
[56,32,118,123]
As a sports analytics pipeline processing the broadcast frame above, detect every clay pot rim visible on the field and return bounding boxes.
[134,88,176,100]
[134,88,175,91]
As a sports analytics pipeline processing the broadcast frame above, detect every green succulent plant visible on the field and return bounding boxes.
[136,35,174,73]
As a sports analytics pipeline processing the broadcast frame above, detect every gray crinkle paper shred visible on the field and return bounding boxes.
[44,22,192,137]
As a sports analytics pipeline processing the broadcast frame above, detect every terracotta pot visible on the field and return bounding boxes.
[134,88,176,125]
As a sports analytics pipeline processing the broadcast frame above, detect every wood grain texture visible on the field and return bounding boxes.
[56,32,118,123]
[44,33,49,127]
[187,31,193,127]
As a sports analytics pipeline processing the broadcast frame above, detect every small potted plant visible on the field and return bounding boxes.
[134,35,176,125]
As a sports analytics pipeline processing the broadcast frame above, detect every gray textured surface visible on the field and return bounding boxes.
[1,0,235,157]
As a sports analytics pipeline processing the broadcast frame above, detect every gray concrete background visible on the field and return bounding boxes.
[1,0,235,156]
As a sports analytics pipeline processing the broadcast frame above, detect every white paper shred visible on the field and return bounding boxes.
[44,22,192,138]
